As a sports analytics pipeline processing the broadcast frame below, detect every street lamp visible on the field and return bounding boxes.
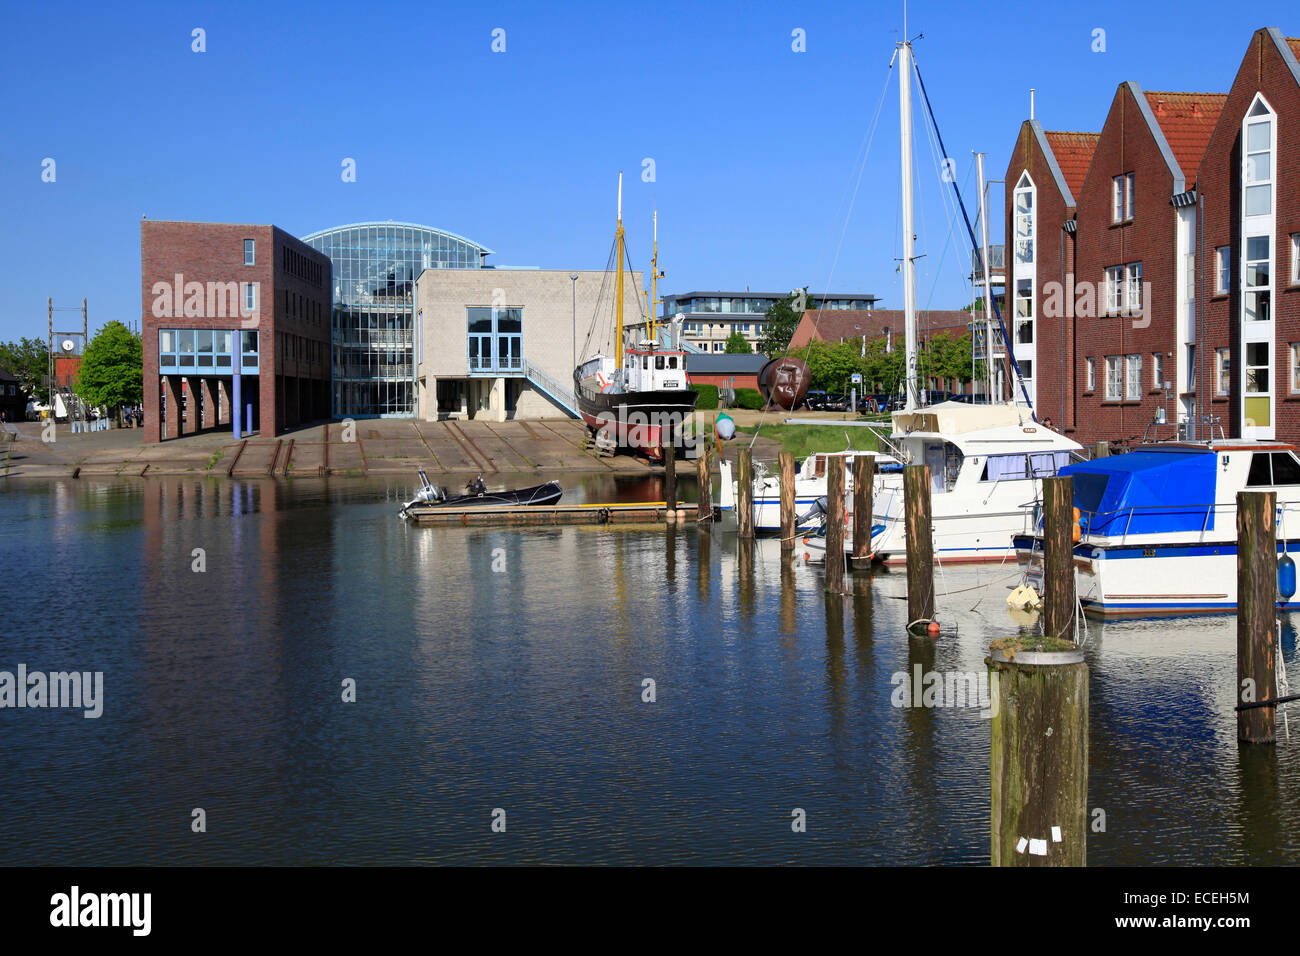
[570,274,579,371]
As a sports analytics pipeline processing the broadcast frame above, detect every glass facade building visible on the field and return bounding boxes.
[303,222,492,417]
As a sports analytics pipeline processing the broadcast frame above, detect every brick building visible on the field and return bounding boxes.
[1198,28,1300,443]
[1002,123,1097,426]
[1003,25,1300,446]
[141,221,332,442]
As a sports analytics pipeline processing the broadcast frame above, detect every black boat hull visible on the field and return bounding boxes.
[421,481,563,509]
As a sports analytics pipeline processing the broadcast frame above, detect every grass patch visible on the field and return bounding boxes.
[734,423,880,459]
[204,448,225,470]
[990,634,1079,657]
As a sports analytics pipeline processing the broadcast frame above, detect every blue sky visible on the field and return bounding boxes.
[1,0,1295,341]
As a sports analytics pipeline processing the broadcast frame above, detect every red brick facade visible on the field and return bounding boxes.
[1004,26,1300,446]
[1198,28,1300,442]
[140,221,331,442]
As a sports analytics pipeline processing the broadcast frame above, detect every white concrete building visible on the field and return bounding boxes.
[414,267,645,421]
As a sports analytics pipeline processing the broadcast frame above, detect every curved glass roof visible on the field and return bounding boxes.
[302,222,493,308]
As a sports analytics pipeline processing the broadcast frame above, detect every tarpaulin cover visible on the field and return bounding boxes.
[1060,449,1217,536]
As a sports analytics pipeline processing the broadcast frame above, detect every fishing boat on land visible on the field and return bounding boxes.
[400,469,563,515]
[572,175,698,462]
[1013,441,1300,617]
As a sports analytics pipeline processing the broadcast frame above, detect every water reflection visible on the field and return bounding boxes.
[0,477,1298,865]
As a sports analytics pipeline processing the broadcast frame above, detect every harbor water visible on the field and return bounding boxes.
[3,475,1299,865]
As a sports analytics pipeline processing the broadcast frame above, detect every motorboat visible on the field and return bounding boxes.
[400,469,563,515]
[718,449,902,533]
[802,402,1082,564]
[1013,440,1300,617]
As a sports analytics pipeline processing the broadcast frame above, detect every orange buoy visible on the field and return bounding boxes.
[926,621,940,637]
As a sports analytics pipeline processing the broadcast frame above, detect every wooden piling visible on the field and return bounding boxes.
[663,442,677,520]
[1093,441,1109,459]
[1042,476,1075,642]
[825,456,845,592]
[903,464,935,627]
[852,454,875,563]
[696,449,711,522]
[1237,490,1277,745]
[989,645,1089,866]
[737,447,754,539]
[779,452,796,551]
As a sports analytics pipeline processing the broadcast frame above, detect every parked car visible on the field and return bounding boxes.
[823,393,850,412]
[803,390,829,411]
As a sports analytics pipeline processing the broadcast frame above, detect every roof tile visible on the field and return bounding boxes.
[1143,91,1228,186]
[1042,131,1100,200]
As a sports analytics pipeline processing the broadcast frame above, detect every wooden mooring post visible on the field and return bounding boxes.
[1043,476,1076,642]
[989,643,1089,866]
[825,456,845,592]
[1093,441,1109,459]
[1237,490,1278,745]
[852,454,874,567]
[903,464,934,629]
[779,452,796,551]
[696,449,712,522]
[663,442,677,522]
[737,447,754,538]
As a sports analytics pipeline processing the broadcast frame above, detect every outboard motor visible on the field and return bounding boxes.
[796,496,828,526]
[467,474,487,496]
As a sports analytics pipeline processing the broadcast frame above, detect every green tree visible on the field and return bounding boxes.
[802,340,864,393]
[723,329,752,353]
[0,337,51,403]
[920,331,973,389]
[756,288,819,357]
[75,321,143,417]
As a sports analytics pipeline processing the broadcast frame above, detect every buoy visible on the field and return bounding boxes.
[926,621,940,637]
[715,413,736,441]
[1072,506,1082,543]
[1280,553,1297,600]
[1007,585,1027,608]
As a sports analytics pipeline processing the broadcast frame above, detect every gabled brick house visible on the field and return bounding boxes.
[1197,28,1300,442]
[1003,122,1098,430]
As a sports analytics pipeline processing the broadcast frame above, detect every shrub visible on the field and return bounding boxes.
[733,387,765,410]
[690,384,719,410]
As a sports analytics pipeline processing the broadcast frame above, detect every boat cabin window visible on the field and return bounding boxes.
[655,356,665,370]
[1246,451,1300,486]
[668,356,678,369]
[980,451,1068,482]
[642,356,649,370]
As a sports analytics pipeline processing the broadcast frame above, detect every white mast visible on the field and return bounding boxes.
[975,152,995,404]
[899,36,919,410]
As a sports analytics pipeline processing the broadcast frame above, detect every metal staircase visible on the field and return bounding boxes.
[522,360,579,418]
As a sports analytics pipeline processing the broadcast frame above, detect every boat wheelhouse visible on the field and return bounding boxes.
[1014,440,1300,617]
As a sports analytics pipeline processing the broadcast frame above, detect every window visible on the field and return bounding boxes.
[1215,246,1230,294]
[244,239,255,265]
[1125,354,1141,399]
[1105,266,1124,314]
[243,283,256,312]
[980,452,1069,482]
[1247,453,1300,486]
[1112,172,1134,222]
[1186,345,1197,390]
[1152,353,1164,390]
[1086,357,1096,392]
[1291,344,1300,393]
[1216,348,1231,395]
[1244,235,1271,322]
[1244,101,1273,217]
[1245,342,1269,393]
[1105,356,1122,400]
[1017,360,1033,379]
[1013,175,1034,264]
[1125,263,1143,312]
[1015,278,1033,342]
[1291,234,1299,285]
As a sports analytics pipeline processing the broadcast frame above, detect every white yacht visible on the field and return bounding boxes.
[1014,440,1300,617]
[804,402,1082,564]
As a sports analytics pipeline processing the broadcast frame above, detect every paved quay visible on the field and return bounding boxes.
[1,415,794,480]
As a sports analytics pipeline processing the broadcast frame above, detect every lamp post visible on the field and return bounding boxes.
[570,274,578,372]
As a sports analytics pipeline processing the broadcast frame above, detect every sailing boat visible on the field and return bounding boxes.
[801,31,1081,565]
[572,173,698,462]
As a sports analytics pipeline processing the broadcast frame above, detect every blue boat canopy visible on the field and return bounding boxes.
[1061,448,1217,535]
